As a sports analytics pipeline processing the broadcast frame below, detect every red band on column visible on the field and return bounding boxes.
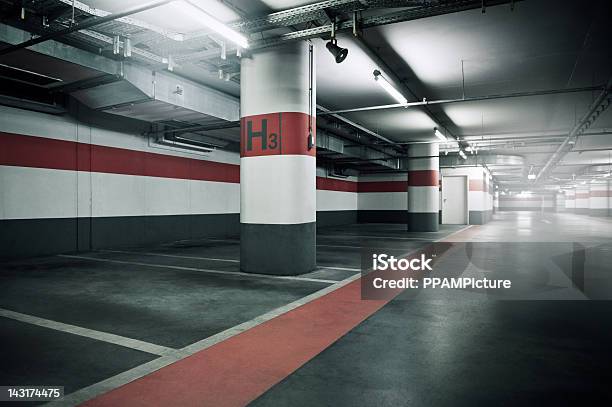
[240,112,316,157]
[407,170,438,187]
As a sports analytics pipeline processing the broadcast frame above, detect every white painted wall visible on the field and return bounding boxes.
[357,174,407,211]
[0,106,241,221]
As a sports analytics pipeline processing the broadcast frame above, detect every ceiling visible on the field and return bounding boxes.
[0,0,611,187]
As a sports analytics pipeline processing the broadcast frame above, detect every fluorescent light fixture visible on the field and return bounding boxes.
[177,1,249,48]
[458,149,467,160]
[434,128,446,142]
[527,173,536,180]
[373,70,407,105]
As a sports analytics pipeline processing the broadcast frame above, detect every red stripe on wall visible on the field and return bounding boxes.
[499,197,553,202]
[240,112,316,158]
[590,191,612,197]
[575,193,590,199]
[1,131,78,171]
[316,177,358,192]
[358,181,408,193]
[0,132,240,183]
[468,179,484,191]
[408,170,438,187]
[1,132,415,194]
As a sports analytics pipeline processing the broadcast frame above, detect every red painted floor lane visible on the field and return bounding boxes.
[83,279,402,407]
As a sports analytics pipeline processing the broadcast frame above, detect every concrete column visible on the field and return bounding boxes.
[493,190,499,213]
[554,191,565,212]
[589,181,610,217]
[407,143,439,231]
[575,185,590,215]
[564,188,575,212]
[239,41,316,275]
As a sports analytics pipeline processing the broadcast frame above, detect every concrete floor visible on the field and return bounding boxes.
[1,212,611,405]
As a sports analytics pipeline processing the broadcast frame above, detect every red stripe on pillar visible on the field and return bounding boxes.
[407,170,438,187]
[240,112,316,157]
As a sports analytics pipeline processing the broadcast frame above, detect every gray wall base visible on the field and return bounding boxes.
[317,211,358,228]
[358,210,407,223]
[1,214,240,259]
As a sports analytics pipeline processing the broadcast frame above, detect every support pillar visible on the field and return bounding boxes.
[239,41,316,275]
[575,185,590,215]
[564,188,575,212]
[589,181,610,217]
[407,143,439,231]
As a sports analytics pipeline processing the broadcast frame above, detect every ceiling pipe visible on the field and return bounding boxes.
[0,0,176,56]
[317,85,604,115]
[535,77,612,183]
[317,104,396,145]
[151,121,240,135]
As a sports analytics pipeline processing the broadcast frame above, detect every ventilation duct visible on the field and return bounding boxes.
[1,24,239,125]
[440,154,524,167]
[70,63,239,124]
[316,129,399,170]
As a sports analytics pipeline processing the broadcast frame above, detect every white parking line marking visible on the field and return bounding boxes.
[0,308,175,356]
[435,225,474,241]
[319,234,426,241]
[50,226,466,406]
[317,244,409,250]
[48,273,361,407]
[99,249,239,263]
[318,265,362,272]
[58,255,337,284]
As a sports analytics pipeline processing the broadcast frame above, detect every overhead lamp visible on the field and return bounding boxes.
[458,149,467,160]
[373,69,407,105]
[177,1,249,48]
[434,127,446,142]
[326,39,348,63]
[527,164,536,180]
